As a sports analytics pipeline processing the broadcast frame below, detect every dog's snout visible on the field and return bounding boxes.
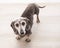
[20,30,24,34]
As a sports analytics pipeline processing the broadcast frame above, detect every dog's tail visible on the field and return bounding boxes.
[38,6,46,8]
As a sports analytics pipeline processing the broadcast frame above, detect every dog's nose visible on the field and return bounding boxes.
[21,32,24,34]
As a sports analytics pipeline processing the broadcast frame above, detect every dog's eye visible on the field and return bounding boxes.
[15,23,19,27]
[22,22,25,26]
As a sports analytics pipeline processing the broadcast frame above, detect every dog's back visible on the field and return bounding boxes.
[21,3,45,24]
[21,4,36,24]
[21,3,45,19]
[21,4,38,22]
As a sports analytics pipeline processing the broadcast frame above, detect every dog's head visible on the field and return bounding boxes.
[11,17,31,37]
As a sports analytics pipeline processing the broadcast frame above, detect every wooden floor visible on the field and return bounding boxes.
[0,16,60,48]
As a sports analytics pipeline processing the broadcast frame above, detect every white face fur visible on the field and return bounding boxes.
[14,17,27,36]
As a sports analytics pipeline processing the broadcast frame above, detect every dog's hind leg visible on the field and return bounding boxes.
[35,8,40,23]
[36,14,40,23]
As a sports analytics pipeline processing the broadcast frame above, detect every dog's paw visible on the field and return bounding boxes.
[16,36,21,40]
[25,38,31,42]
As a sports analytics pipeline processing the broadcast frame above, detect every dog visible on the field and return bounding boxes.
[11,3,45,42]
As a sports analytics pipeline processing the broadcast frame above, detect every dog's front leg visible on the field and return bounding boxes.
[15,35,21,40]
[25,34,31,42]
[25,30,32,42]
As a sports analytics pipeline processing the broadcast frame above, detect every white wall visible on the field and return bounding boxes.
[0,0,60,3]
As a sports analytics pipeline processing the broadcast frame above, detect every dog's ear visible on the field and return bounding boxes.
[10,21,15,32]
[11,21,14,28]
[10,21,18,34]
[24,19,31,31]
[26,24,30,31]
